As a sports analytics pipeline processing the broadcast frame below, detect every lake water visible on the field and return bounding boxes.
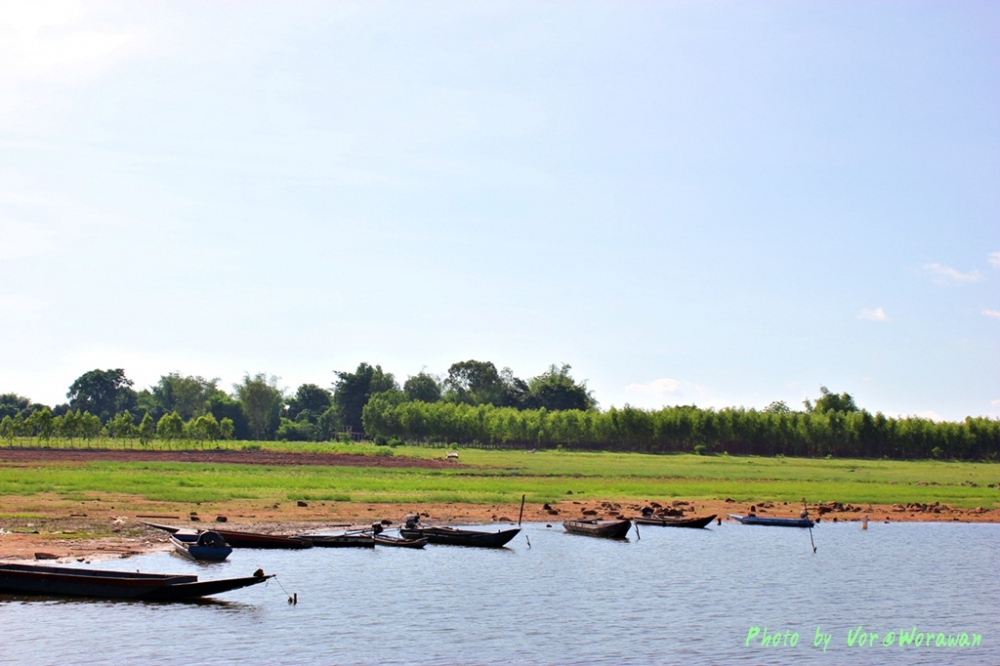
[1,521,997,665]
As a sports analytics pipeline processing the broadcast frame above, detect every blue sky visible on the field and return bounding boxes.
[1,1,997,421]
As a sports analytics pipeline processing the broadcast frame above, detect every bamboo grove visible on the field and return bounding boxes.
[361,398,1000,461]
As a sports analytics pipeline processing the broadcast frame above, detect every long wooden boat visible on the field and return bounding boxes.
[373,534,427,549]
[308,534,375,548]
[0,563,272,601]
[562,519,633,539]
[143,521,313,549]
[169,530,233,562]
[728,514,815,528]
[633,514,717,528]
[399,526,520,548]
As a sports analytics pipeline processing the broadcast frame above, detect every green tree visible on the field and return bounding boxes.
[235,373,284,440]
[66,369,137,423]
[0,393,31,420]
[286,383,332,422]
[207,393,249,440]
[25,408,55,440]
[332,363,397,435]
[524,364,596,411]
[219,417,235,440]
[137,412,156,446]
[79,412,103,441]
[403,372,442,403]
[191,413,220,442]
[157,411,184,442]
[316,406,343,441]
[0,415,15,443]
[146,373,221,421]
[804,386,859,414]
[107,411,136,440]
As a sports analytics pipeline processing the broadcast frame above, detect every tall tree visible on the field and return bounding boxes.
[444,360,506,406]
[286,383,333,422]
[150,373,221,421]
[235,373,284,440]
[66,369,137,423]
[332,363,397,434]
[403,372,442,403]
[804,386,859,414]
[524,364,596,411]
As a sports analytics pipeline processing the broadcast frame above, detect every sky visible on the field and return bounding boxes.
[1,1,998,421]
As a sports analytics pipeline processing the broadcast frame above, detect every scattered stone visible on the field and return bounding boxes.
[297,501,308,508]
[216,516,228,523]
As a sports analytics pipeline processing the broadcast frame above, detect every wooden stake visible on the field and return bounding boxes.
[518,494,526,526]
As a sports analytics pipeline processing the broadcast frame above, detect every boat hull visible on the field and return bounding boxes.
[633,514,717,528]
[727,514,815,528]
[308,535,375,548]
[0,563,270,601]
[143,522,313,549]
[374,535,427,549]
[562,519,633,539]
[398,526,520,548]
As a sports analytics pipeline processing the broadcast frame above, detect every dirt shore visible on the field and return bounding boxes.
[2,448,997,561]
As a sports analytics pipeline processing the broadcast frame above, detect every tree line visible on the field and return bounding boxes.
[3,367,997,460]
[0,361,595,445]
[361,386,999,461]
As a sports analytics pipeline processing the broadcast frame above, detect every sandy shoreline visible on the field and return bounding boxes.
[2,496,997,563]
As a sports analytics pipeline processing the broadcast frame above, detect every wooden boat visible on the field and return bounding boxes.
[169,530,233,562]
[728,514,815,528]
[399,526,520,548]
[373,534,427,549]
[0,563,271,601]
[562,519,633,539]
[143,521,313,549]
[632,514,717,528]
[308,534,375,548]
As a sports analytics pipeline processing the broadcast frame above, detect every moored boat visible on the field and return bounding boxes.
[170,530,233,561]
[308,534,375,548]
[727,514,815,528]
[143,522,313,549]
[562,519,633,539]
[632,514,717,528]
[398,526,520,548]
[0,563,272,601]
[398,514,519,548]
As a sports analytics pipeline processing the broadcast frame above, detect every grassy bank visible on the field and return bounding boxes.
[1,441,997,509]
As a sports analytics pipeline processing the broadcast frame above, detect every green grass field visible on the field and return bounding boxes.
[1,440,997,508]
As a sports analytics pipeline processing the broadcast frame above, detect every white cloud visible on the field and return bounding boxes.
[625,377,682,398]
[923,263,982,284]
[859,307,888,322]
[982,309,1000,320]
[989,252,1000,268]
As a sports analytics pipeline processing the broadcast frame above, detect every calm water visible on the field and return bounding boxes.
[1,521,997,665]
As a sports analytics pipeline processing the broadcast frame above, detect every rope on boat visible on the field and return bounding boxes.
[271,573,298,604]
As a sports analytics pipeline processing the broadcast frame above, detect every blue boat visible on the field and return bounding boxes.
[170,530,233,562]
[728,513,815,528]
